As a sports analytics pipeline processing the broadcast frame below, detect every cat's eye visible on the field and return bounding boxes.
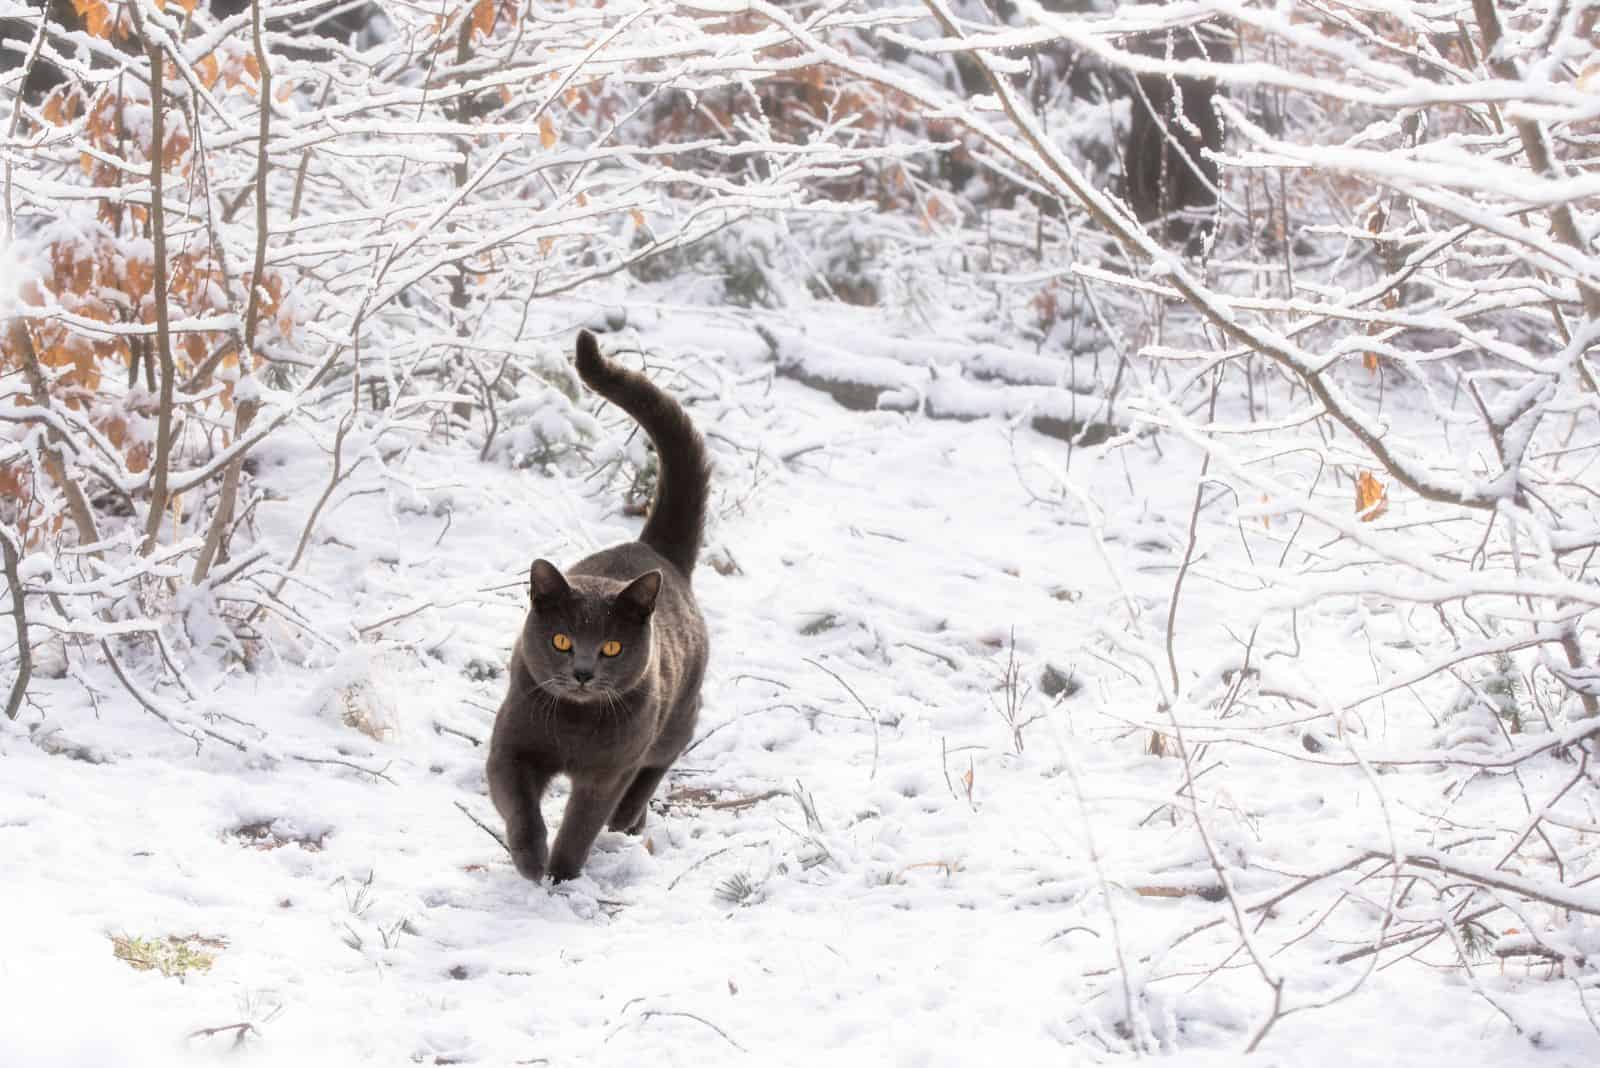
[600,640,622,657]
[552,633,573,652]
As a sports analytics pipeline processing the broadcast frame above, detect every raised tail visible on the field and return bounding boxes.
[574,330,711,577]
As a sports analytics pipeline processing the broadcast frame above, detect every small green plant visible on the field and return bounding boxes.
[1481,654,1523,733]
[1458,919,1494,964]
[111,934,222,978]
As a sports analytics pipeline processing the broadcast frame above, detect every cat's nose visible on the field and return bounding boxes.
[573,667,594,684]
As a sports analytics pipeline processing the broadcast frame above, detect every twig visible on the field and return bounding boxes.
[433,721,484,747]
[192,0,271,584]
[455,800,509,854]
[803,656,880,780]
[291,755,395,785]
[188,1022,256,1048]
[667,787,787,812]
[1167,370,1220,692]
[6,321,100,547]
[100,637,246,753]
[608,1008,747,1053]
[667,844,739,891]
[132,3,178,556]
[2,529,30,720]
[1059,731,1145,1051]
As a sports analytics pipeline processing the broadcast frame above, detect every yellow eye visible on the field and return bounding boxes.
[552,633,573,652]
[600,640,622,657]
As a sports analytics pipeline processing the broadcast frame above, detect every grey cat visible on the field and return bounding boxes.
[486,330,710,883]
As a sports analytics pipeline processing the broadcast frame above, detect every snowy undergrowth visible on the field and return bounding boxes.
[1,302,1594,1067]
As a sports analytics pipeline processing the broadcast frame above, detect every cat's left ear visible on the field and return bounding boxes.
[615,570,662,620]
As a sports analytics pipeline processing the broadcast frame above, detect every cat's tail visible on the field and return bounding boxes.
[574,330,710,578]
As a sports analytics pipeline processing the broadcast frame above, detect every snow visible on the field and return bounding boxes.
[4,2,1599,1057]
[2,306,1596,1065]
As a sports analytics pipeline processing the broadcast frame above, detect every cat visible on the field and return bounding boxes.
[486,329,711,883]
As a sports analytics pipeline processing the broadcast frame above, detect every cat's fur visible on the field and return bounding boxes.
[486,330,710,883]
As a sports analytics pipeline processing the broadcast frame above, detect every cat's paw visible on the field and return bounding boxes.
[547,855,584,883]
[606,804,647,835]
[508,839,548,882]
[510,850,546,882]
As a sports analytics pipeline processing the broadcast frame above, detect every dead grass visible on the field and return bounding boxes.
[111,933,225,978]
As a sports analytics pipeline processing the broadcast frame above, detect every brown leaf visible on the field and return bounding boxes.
[472,0,496,38]
[539,113,557,150]
[196,54,221,90]
[125,258,152,304]
[72,0,113,39]
[1356,471,1388,521]
[236,53,261,96]
[1579,57,1600,93]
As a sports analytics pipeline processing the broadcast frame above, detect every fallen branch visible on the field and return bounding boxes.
[455,799,509,854]
[188,1022,256,1048]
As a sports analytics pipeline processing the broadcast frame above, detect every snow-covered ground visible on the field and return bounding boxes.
[2,304,1595,1066]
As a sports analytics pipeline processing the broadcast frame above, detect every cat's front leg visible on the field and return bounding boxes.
[608,765,670,835]
[489,756,553,882]
[548,773,630,882]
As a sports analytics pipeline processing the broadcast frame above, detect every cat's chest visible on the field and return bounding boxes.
[538,691,663,766]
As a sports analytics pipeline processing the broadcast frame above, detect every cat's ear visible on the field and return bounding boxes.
[615,570,662,620]
[529,559,571,606]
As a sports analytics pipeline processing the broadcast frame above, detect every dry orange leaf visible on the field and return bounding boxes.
[0,465,28,506]
[629,207,645,228]
[225,52,262,97]
[472,0,496,37]
[1356,471,1388,521]
[196,54,221,89]
[1363,352,1379,373]
[539,113,557,149]
[72,0,113,39]
[1579,58,1600,93]
[43,91,69,126]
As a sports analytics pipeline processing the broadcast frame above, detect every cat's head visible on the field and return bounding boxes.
[520,559,659,701]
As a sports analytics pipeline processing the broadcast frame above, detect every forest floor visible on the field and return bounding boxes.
[1,301,1594,1067]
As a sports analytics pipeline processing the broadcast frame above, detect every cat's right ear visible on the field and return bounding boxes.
[529,559,571,607]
